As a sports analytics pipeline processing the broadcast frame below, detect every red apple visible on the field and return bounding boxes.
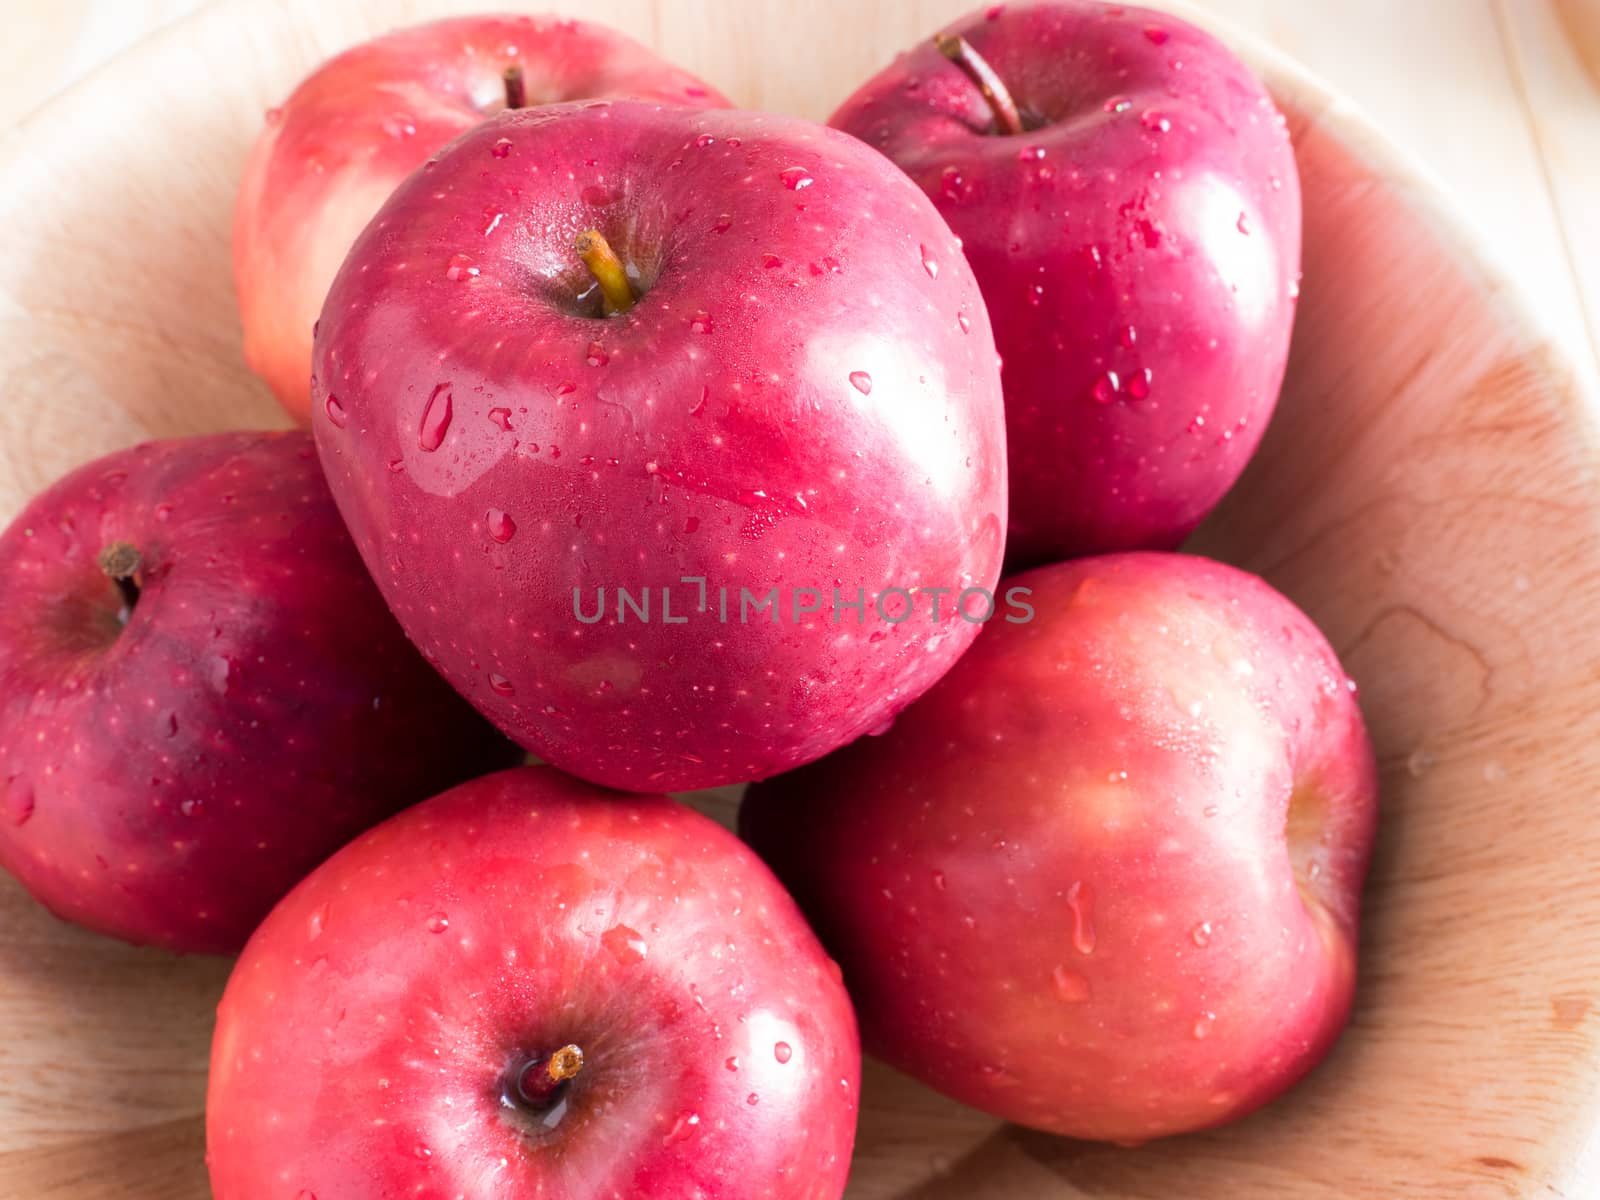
[235,14,729,422]
[742,553,1377,1142]
[206,766,860,1198]
[0,432,514,954]
[830,2,1301,565]
[311,100,1008,793]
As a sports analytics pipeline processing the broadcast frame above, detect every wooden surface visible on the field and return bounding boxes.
[5,0,1597,379]
[1,1,1600,1197]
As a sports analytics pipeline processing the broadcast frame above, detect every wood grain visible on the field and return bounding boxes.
[1,1,1599,1197]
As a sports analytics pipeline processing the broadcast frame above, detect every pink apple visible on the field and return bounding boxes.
[742,552,1377,1142]
[235,14,728,422]
[0,432,514,953]
[831,2,1301,564]
[207,766,860,1198]
[311,100,1007,793]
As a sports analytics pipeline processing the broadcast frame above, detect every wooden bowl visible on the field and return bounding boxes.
[2,2,1598,1196]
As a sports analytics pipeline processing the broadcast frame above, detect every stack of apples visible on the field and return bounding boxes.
[0,5,1378,1197]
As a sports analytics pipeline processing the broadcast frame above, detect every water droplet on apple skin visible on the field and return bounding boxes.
[774,1041,793,1064]
[662,1112,700,1144]
[848,371,872,395]
[426,913,450,934]
[486,509,517,543]
[778,166,814,191]
[324,395,348,428]
[601,923,648,965]
[419,385,453,452]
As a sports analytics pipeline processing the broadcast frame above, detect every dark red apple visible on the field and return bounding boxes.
[743,553,1377,1142]
[0,432,513,954]
[830,2,1301,564]
[207,766,860,1198]
[311,100,1007,793]
[235,14,728,422]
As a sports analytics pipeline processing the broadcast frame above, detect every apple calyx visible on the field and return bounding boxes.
[574,230,637,315]
[516,1044,585,1107]
[934,33,1025,136]
[503,65,527,111]
[97,541,143,623]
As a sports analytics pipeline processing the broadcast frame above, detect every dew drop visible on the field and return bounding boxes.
[419,384,453,451]
[491,137,513,158]
[1191,921,1213,947]
[689,310,714,334]
[774,1041,793,1064]
[724,1056,740,1071]
[426,913,450,934]
[919,244,940,278]
[1140,110,1172,133]
[712,213,732,233]
[1104,95,1132,113]
[488,407,512,431]
[180,797,205,818]
[746,1092,760,1105]
[848,371,873,395]
[601,923,648,965]
[761,253,783,269]
[1091,371,1120,404]
[1192,1012,1215,1039]
[587,342,609,367]
[1127,367,1152,399]
[1052,964,1091,1003]
[957,310,971,334]
[308,904,329,940]
[445,253,479,281]
[1066,881,1096,954]
[412,1144,432,1160]
[382,112,416,138]
[662,1112,700,1145]
[486,509,517,543]
[1236,212,1251,235]
[324,395,348,428]
[778,167,814,190]
[1144,24,1169,44]
[488,673,515,697]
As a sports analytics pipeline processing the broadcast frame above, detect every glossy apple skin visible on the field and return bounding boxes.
[831,2,1301,565]
[743,553,1377,1142]
[207,766,860,1199]
[235,15,729,422]
[312,101,1008,793]
[0,432,515,954]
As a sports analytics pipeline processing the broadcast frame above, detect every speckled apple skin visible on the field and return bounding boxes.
[207,766,860,1200]
[312,101,1008,793]
[743,553,1377,1142]
[235,14,730,422]
[831,1,1301,565]
[0,432,516,954]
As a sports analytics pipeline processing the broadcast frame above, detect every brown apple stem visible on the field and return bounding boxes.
[934,32,1024,136]
[97,542,142,620]
[574,230,636,315]
[518,1044,584,1105]
[504,65,527,110]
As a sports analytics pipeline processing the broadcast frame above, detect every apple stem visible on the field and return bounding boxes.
[504,65,527,111]
[97,542,142,622]
[518,1044,584,1106]
[934,32,1025,136]
[574,230,636,315]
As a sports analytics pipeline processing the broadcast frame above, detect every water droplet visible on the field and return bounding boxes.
[486,509,517,543]
[445,253,479,282]
[1052,964,1091,1002]
[587,342,609,367]
[1191,921,1213,947]
[746,1092,760,1105]
[724,1056,739,1071]
[761,253,783,269]
[180,797,205,818]
[848,371,872,395]
[1066,881,1096,954]
[663,1112,700,1144]
[4,779,34,826]
[308,905,329,940]
[488,673,515,696]
[1288,274,1302,299]
[491,137,512,158]
[1407,747,1436,778]
[940,165,967,202]
[917,244,941,279]
[488,407,512,431]
[1091,371,1120,404]
[1140,110,1171,133]
[1104,95,1132,113]
[957,310,971,334]
[689,310,714,334]
[602,923,648,965]
[324,395,348,428]
[419,384,453,451]
[1236,212,1251,235]
[712,213,732,233]
[1144,24,1169,44]
[426,913,450,934]
[1127,367,1152,399]
[412,1143,432,1160]
[1188,414,1207,433]
[779,166,814,190]
[1119,325,1138,348]
[382,112,416,138]
[774,1041,793,1064]
[1192,1012,1215,1039]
